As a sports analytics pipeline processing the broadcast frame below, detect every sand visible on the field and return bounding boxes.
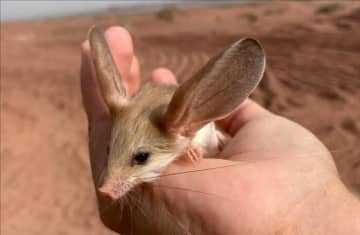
[1,1,360,234]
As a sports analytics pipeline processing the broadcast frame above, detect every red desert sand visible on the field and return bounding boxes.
[1,1,360,234]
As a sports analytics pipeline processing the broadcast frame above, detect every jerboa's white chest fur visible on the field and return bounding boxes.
[191,123,227,158]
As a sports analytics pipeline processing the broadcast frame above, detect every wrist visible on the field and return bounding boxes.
[285,179,360,235]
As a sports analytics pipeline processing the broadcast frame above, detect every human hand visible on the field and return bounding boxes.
[80,26,360,235]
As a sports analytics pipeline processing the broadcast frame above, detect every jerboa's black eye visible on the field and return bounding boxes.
[133,152,150,165]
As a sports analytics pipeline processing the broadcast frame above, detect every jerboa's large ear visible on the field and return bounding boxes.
[88,26,127,115]
[164,38,265,136]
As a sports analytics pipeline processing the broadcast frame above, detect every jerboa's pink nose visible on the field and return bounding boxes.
[98,178,124,200]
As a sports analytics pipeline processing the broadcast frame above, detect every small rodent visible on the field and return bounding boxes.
[88,26,266,199]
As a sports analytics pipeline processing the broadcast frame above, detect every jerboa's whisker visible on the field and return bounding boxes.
[140,146,350,180]
[152,184,235,201]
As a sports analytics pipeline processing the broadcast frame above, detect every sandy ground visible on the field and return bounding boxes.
[1,1,360,234]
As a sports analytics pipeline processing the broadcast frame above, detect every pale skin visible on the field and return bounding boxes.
[80,26,360,235]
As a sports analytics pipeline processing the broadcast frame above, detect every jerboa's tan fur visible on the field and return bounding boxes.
[108,83,191,182]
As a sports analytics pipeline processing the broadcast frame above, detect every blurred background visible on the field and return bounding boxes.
[1,0,360,234]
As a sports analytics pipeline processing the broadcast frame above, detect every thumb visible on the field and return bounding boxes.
[149,158,246,235]
[152,158,239,205]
